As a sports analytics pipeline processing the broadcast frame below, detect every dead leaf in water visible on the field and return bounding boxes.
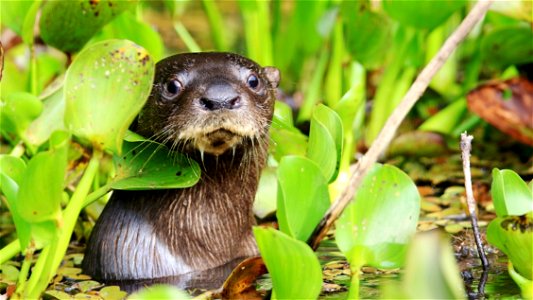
[220,256,267,300]
[467,77,533,145]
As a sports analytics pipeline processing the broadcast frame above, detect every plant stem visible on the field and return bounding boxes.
[14,246,35,297]
[82,182,112,208]
[0,240,21,265]
[25,150,101,299]
[173,22,201,53]
[460,132,489,295]
[307,0,494,251]
[201,0,228,51]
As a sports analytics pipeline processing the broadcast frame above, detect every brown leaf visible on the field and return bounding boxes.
[467,77,533,145]
[219,256,267,300]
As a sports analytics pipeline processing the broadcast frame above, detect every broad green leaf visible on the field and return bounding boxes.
[253,227,322,300]
[491,169,533,217]
[487,214,532,280]
[21,1,41,46]
[269,102,308,161]
[419,98,467,135]
[64,39,155,155]
[127,285,190,300]
[93,11,164,61]
[0,92,43,136]
[277,156,330,241]
[481,25,533,69]
[383,231,466,299]
[17,131,69,223]
[254,167,278,219]
[0,1,34,36]
[336,164,420,269]
[342,2,391,69]
[0,155,27,189]
[39,0,136,53]
[26,78,66,147]
[383,0,466,30]
[111,141,200,190]
[307,104,343,183]
[508,262,533,299]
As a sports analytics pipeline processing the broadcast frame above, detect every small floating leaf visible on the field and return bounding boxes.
[491,168,533,217]
[127,284,191,300]
[64,39,155,155]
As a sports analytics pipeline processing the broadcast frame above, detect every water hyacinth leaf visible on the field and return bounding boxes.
[383,231,466,299]
[26,80,66,147]
[383,0,466,30]
[481,26,533,69]
[277,156,330,241]
[253,227,322,299]
[111,141,200,190]
[127,284,191,300]
[39,0,136,53]
[64,39,155,155]
[342,2,391,69]
[487,215,532,280]
[307,104,343,183]
[94,11,164,61]
[491,168,533,217]
[419,98,467,135]
[508,262,533,299]
[17,131,69,223]
[0,92,43,136]
[254,167,278,219]
[270,102,308,160]
[336,164,420,269]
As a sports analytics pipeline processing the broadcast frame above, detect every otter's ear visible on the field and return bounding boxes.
[263,67,280,88]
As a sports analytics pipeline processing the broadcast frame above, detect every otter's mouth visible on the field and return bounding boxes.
[196,128,243,156]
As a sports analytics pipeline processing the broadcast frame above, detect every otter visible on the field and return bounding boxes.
[82,52,280,280]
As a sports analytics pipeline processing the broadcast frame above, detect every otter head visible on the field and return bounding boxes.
[136,52,280,157]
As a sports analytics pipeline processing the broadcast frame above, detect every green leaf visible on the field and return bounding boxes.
[481,25,533,69]
[383,231,466,299]
[419,98,467,135]
[26,78,66,147]
[64,39,155,155]
[253,227,322,300]
[277,156,330,241]
[0,1,34,36]
[508,261,533,299]
[307,104,343,183]
[17,131,69,223]
[111,140,200,190]
[39,0,136,53]
[93,11,164,61]
[491,169,533,217]
[342,2,392,69]
[269,102,308,161]
[253,167,278,219]
[0,92,43,136]
[127,285,191,300]
[383,0,466,30]
[336,164,420,269]
[487,215,532,280]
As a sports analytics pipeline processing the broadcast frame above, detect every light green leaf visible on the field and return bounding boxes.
[111,141,200,190]
[307,104,343,183]
[383,0,467,30]
[277,156,330,241]
[253,227,322,300]
[0,1,34,36]
[491,168,533,217]
[127,285,190,300]
[0,92,43,136]
[64,39,155,155]
[254,167,278,219]
[419,98,467,135]
[336,164,420,269]
[481,25,533,69]
[39,0,136,53]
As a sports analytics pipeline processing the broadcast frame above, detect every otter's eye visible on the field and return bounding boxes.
[247,74,259,89]
[162,79,182,100]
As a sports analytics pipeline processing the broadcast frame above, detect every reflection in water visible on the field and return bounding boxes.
[102,257,243,294]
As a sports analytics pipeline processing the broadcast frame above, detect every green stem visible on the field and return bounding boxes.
[82,182,112,208]
[297,49,329,123]
[24,246,49,298]
[25,150,102,299]
[348,267,360,299]
[173,22,201,53]
[8,142,26,158]
[0,240,21,265]
[14,246,35,297]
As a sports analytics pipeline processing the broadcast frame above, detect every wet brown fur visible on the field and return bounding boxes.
[83,53,280,280]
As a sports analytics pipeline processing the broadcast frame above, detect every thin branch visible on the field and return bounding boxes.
[307,0,494,250]
[460,132,489,295]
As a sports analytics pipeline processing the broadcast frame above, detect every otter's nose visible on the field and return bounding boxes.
[200,83,242,111]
